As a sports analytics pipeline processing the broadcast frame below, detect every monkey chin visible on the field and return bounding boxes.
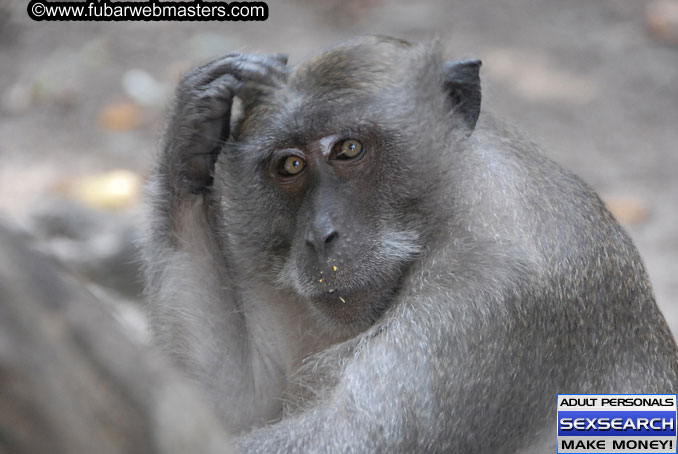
[279,254,407,330]
[304,282,398,330]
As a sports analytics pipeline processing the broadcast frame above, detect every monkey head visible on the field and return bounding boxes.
[215,36,481,329]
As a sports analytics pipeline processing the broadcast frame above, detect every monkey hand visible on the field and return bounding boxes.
[163,53,289,194]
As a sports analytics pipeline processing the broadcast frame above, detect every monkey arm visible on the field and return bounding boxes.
[236,252,550,453]
[236,307,532,453]
[143,53,290,432]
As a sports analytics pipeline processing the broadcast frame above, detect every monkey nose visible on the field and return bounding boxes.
[305,227,339,257]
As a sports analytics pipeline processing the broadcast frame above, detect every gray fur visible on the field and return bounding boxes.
[142,36,678,453]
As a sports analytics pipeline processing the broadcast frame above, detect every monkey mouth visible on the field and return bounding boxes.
[279,255,403,326]
[304,279,359,302]
[299,270,378,306]
[280,250,404,310]
[307,280,398,327]
[303,271,396,309]
[312,286,354,304]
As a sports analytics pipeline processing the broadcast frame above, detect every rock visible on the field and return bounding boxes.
[646,0,678,46]
[122,69,171,108]
[188,33,241,59]
[53,169,143,212]
[2,82,35,115]
[98,101,145,131]
[0,223,232,454]
[28,197,145,298]
[484,48,597,105]
[603,195,650,225]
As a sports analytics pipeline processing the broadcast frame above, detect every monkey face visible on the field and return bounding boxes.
[277,134,422,326]
[213,37,478,328]
[218,122,422,328]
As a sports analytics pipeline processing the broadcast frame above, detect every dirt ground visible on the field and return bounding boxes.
[1,0,677,335]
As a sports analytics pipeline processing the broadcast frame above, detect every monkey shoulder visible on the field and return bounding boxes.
[463,118,627,259]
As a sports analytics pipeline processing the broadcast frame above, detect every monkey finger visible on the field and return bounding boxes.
[234,80,278,103]
[190,52,241,73]
[183,151,219,194]
[179,53,238,88]
[228,53,289,72]
[214,56,288,85]
[191,54,289,87]
[196,74,241,120]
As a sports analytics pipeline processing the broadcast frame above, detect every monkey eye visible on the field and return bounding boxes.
[334,139,364,160]
[279,155,306,177]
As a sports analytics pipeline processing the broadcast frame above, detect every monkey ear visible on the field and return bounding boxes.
[441,59,482,133]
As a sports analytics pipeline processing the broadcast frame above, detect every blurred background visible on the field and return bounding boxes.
[1,0,677,339]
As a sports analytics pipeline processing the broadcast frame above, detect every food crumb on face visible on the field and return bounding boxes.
[339,296,346,304]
